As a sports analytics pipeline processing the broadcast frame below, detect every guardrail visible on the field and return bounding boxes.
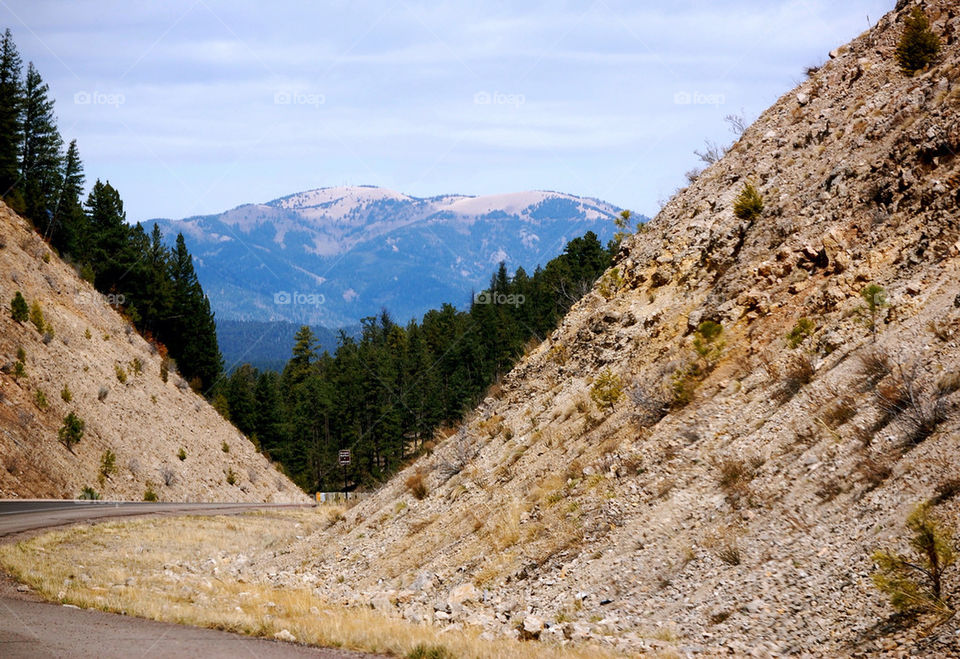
[315,492,368,504]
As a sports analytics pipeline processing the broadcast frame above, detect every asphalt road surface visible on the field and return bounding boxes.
[0,500,376,658]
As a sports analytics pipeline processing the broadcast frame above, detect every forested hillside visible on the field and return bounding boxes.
[0,29,221,392]
[219,230,618,491]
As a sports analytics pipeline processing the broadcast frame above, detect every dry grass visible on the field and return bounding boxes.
[0,511,611,659]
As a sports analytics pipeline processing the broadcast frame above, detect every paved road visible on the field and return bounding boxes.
[0,500,375,658]
[0,500,311,537]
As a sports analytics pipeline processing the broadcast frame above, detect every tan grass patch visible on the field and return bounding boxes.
[0,510,612,658]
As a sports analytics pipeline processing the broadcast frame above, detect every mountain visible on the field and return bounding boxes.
[0,203,309,503]
[150,187,626,328]
[243,2,960,654]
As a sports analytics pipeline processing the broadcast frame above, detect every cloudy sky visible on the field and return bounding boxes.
[2,0,892,222]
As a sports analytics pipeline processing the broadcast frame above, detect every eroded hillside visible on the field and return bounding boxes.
[248,1,960,654]
[0,204,308,503]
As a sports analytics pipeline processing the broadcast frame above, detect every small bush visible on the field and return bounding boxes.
[405,471,428,500]
[777,354,815,403]
[143,486,158,502]
[597,268,624,299]
[860,284,888,340]
[160,358,170,383]
[98,386,109,401]
[10,291,28,323]
[859,348,892,387]
[99,450,117,483]
[821,395,857,429]
[221,440,230,453]
[162,467,176,487]
[875,364,948,445]
[12,360,26,380]
[60,385,72,402]
[84,328,92,340]
[130,358,143,375]
[29,300,45,333]
[115,364,127,384]
[872,503,954,616]
[896,7,941,76]
[177,447,186,461]
[786,317,816,349]
[33,389,48,410]
[733,182,764,221]
[78,487,100,500]
[58,412,85,449]
[226,468,237,486]
[590,368,625,411]
[16,347,25,362]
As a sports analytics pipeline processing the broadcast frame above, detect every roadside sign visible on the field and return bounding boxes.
[338,449,351,466]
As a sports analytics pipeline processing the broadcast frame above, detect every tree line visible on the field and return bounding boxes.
[0,28,222,391]
[217,231,614,492]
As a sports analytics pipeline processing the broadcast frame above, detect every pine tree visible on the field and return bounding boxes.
[10,291,28,322]
[48,139,86,253]
[0,29,23,205]
[20,62,62,224]
[85,180,130,290]
[896,7,941,76]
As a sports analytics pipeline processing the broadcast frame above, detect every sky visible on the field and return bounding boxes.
[1,0,893,223]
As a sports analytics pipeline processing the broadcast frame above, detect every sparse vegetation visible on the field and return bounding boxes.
[78,487,100,500]
[405,471,428,500]
[590,368,624,411]
[115,364,127,383]
[60,385,72,402]
[58,412,85,450]
[895,6,941,76]
[10,291,28,323]
[733,182,764,221]
[777,353,815,403]
[874,363,947,445]
[98,386,109,401]
[143,485,158,502]
[226,468,237,486]
[221,440,230,453]
[33,389,48,410]
[177,447,187,461]
[98,450,117,484]
[672,321,725,408]
[787,317,816,349]
[872,503,954,617]
[130,357,143,375]
[860,284,888,341]
[597,267,624,299]
[29,300,45,333]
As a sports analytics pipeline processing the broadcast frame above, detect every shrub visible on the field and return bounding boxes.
[130,358,143,375]
[98,386,109,401]
[33,389,48,410]
[694,320,724,363]
[405,471,428,500]
[115,364,127,384]
[872,503,954,616]
[896,7,941,76]
[787,317,816,349]
[777,354,815,403]
[58,412,85,449]
[12,360,26,380]
[143,485,158,502]
[60,385,72,402]
[597,268,624,299]
[859,347,892,387]
[590,368,625,411]
[733,182,764,221]
[160,358,170,383]
[99,449,117,480]
[78,487,100,500]
[221,440,230,453]
[28,300,45,333]
[226,468,237,486]
[860,284,888,340]
[162,467,176,487]
[406,644,454,659]
[10,291,28,323]
[84,328,92,340]
[16,347,25,362]
[177,447,186,461]
[875,364,947,445]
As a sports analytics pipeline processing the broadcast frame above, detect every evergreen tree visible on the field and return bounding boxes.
[48,139,86,253]
[0,28,23,205]
[10,290,28,322]
[896,7,941,76]
[85,180,130,291]
[20,62,62,224]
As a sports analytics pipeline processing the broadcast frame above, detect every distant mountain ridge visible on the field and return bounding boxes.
[150,186,627,327]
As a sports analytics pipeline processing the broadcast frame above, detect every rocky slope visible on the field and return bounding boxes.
[0,203,309,503]
[246,1,960,654]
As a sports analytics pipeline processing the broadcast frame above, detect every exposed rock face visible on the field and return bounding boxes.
[0,205,309,503]
[258,1,960,654]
